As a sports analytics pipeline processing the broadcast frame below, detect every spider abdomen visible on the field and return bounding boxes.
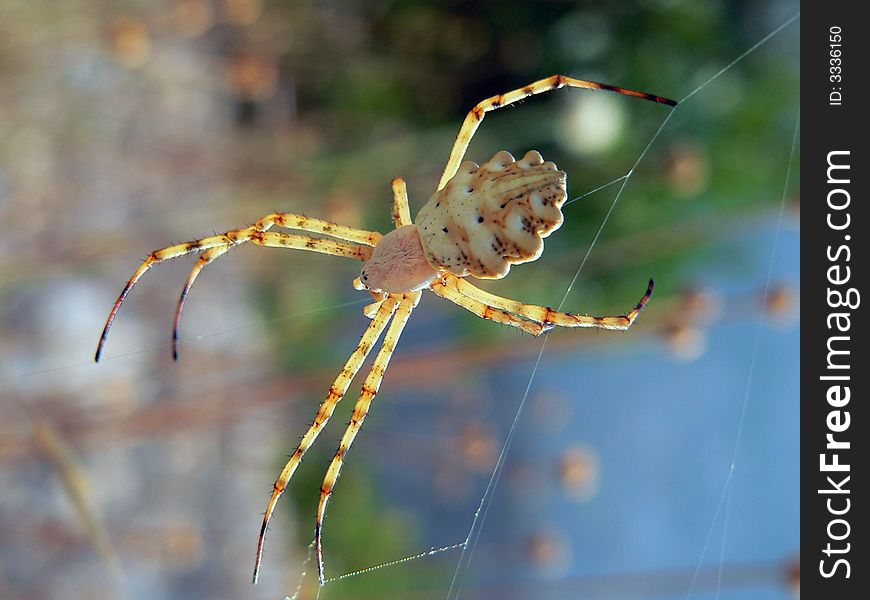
[415,150,567,279]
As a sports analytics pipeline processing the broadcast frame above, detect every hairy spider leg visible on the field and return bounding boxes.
[252,213,383,247]
[438,74,678,190]
[95,219,377,361]
[252,296,400,584]
[443,274,655,331]
[360,299,383,318]
[171,214,385,359]
[352,179,412,321]
[391,178,413,227]
[314,292,420,585]
[183,229,373,331]
[429,278,552,336]
[172,245,231,360]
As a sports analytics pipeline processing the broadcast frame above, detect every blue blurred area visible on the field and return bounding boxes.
[439,228,799,598]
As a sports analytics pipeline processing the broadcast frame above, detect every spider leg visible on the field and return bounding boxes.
[252,296,401,585]
[444,274,654,331]
[362,298,386,318]
[169,216,381,360]
[172,245,231,360]
[353,278,388,318]
[314,292,419,585]
[95,230,373,362]
[95,234,241,361]
[429,278,551,336]
[391,178,412,227]
[253,213,383,246]
[243,230,372,259]
[438,75,677,190]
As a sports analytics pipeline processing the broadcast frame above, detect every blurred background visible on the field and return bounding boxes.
[0,1,799,599]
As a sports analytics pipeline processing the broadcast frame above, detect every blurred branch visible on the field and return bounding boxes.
[10,396,123,584]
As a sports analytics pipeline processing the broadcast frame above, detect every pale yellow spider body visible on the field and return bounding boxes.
[360,148,566,293]
[94,75,676,586]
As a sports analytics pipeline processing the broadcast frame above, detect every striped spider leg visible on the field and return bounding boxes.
[94,215,381,362]
[436,74,677,191]
[254,182,419,585]
[437,273,655,332]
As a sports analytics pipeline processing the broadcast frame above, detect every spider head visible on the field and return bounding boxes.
[354,271,371,291]
[356,263,389,293]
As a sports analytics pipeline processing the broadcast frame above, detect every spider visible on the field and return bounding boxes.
[94,75,677,586]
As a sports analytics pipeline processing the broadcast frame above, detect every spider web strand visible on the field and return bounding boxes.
[679,12,800,105]
[446,341,548,600]
[712,111,799,599]
[323,543,465,585]
[285,540,317,600]
[686,109,799,600]
[563,174,629,207]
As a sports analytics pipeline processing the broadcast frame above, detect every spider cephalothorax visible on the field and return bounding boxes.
[95,75,676,586]
[357,224,437,293]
